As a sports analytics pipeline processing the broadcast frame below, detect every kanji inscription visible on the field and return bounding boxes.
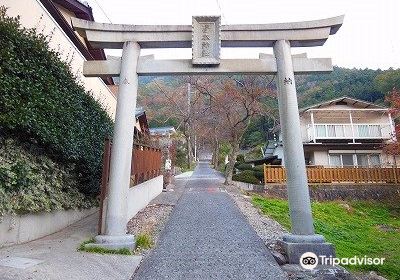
[192,16,221,65]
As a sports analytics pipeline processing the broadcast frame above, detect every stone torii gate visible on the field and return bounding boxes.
[72,15,344,262]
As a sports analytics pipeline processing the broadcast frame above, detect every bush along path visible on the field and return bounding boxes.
[132,162,287,280]
[0,7,113,215]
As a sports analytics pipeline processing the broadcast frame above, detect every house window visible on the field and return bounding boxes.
[369,125,381,137]
[369,154,381,166]
[329,154,341,166]
[356,154,369,167]
[335,125,345,137]
[329,153,381,167]
[342,154,354,166]
[316,125,326,137]
[357,125,369,137]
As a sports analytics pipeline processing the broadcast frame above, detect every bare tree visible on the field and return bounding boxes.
[193,75,277,184]
[141,78,206,169]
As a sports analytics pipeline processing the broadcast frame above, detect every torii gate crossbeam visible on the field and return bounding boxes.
[74,15,344,264]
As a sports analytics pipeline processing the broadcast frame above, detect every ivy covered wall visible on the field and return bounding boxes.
[0,8,113,215]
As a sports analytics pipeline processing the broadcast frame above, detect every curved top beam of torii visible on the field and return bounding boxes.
[71,15,344,49]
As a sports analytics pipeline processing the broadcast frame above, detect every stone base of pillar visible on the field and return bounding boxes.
[279,234,336,264]
[281,264,353,279]
[84,234,135,250]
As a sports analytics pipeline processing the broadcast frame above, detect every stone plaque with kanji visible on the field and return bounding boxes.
[192,16,221,65]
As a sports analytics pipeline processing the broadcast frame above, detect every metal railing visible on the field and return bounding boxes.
[264,165,400,184]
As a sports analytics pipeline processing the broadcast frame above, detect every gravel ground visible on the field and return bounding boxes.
[226,184,287,246]
[127,179,187,256]
[127,204,173,254]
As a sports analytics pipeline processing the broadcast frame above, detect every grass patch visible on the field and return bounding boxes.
[135,233,153,251]
[252,196,400,280]
[77,237,132,255]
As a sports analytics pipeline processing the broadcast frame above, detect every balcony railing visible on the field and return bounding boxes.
[307,123,393,142]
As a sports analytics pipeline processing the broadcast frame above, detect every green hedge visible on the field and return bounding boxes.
[232,170,260,184]
[235,163,253,171]
[253,165,264,172]
[253,170,264,181]
[0,8,113,197]
[0,138,95,216]
[235,154,245,163]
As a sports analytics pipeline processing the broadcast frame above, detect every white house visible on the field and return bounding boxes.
[273,97,399,167]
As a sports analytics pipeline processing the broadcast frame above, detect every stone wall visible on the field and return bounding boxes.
[234,181,400,201]
[264,184,400,201]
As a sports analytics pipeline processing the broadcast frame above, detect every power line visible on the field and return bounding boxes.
[215,0,227,24]
[92,0,113,23]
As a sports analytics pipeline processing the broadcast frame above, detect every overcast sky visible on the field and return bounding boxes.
[85,0,400,70]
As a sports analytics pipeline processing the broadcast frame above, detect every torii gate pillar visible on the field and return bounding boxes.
[94,41,140,249]
[274,40,334,262]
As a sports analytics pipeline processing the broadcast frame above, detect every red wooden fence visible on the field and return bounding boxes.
[130,143,163,185]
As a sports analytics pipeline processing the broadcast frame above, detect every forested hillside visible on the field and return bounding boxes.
[138,67,400,148]
[296,67,384,107]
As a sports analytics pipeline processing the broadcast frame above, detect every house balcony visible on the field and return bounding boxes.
[306,123,394,143]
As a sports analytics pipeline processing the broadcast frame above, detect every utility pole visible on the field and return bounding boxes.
[194,135,197,162]
[187,83,192,167]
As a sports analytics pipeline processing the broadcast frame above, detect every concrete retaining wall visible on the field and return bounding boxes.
[233,181,265,192]
[127,175,163,221]
[234,181,400,201]
[265,184,400,201]
[0,207,97,248]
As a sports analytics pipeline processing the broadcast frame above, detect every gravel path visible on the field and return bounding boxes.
[132,162,287,280]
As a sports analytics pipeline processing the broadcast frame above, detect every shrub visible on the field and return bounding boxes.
[253,165,265,172]
[235,163,253,171]
[232,170,260,184]
[0,8,113,196]
[253,170,264,182]
[0,137,96,216]
[236,154,245,163]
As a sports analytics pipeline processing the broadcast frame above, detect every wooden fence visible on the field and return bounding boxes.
[264,165,400,184]
[101,138,162,188]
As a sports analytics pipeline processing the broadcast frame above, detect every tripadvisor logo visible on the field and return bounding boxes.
[300,252,318,270]
[300,252,385,270]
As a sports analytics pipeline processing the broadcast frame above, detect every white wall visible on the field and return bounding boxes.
[127,175,163,222]
[2,0,117,119]
[300,114,310,142]
[0,208,97,247]
[273,145,285,165]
